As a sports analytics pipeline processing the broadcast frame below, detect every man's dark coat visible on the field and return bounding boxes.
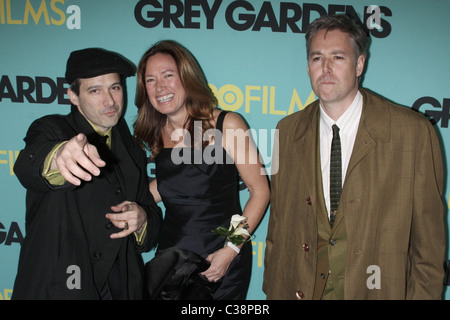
[12,106,162,299]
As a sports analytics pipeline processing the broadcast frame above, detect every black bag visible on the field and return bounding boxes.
[144,247,221,300]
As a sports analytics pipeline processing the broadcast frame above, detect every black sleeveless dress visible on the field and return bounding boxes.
[155,111,252,300]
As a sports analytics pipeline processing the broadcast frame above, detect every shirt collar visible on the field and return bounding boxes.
[86,119,112,149]
[320,90,363,133]
[86,119,112,138]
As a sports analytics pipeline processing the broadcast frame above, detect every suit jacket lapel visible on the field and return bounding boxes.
[345,89,391,181]
[333,89,392,229]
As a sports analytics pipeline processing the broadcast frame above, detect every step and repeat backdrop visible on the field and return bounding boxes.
[0,0,449,300]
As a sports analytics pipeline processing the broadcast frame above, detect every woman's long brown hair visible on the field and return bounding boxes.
[134,40,218,158]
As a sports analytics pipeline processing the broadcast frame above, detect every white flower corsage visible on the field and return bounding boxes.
[212,214,251,253]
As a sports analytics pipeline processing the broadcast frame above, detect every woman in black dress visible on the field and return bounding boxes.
[134,40,270,299]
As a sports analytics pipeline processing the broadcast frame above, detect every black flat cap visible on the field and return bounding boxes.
[65,48,135,84]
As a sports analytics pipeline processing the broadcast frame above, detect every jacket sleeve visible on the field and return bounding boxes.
[14,116,77,193]
[132,148,162,253]
[407,119,446,299]
[134,191,162,253]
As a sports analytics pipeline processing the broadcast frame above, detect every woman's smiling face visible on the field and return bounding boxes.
[144,53,188,118]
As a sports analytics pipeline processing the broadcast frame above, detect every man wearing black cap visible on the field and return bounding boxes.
[12,48,162,299]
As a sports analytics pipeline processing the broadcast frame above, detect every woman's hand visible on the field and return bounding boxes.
[201,246,238,282]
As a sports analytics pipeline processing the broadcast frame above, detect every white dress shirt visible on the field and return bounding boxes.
[319,90,363,217]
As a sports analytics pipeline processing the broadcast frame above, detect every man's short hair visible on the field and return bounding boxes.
[305,14,370,60]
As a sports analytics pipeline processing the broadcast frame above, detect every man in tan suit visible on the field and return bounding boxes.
[263,14,445,300]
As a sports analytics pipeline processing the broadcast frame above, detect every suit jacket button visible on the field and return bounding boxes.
[94,252,102,259]
[296,291,304,300]
[306,196,312,206]
[105,221,113,229]
[303,243,309,252]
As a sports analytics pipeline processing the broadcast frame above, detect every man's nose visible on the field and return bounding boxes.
[322,58,332,74]
[104,91,115,106]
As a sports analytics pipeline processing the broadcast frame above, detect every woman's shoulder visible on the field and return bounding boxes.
[213,109,248,131]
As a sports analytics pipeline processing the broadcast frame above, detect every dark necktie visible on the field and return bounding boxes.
[93,134,115,174]
[329,124,342,226]
[95,134,110,160]
[98,134,108,145]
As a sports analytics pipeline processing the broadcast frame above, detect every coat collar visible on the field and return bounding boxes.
[70,104,130,147]
[290,88,391,144]
[345,89,391,180]
[71,105,98,139]
[358,88,391,143]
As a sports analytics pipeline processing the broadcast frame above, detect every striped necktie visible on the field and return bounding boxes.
[329,124,342,226]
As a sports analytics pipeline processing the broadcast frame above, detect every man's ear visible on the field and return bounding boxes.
[67,88,79,106]
[356,54,365,78]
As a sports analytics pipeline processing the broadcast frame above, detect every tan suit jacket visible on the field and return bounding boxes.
[263,88,445,300]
